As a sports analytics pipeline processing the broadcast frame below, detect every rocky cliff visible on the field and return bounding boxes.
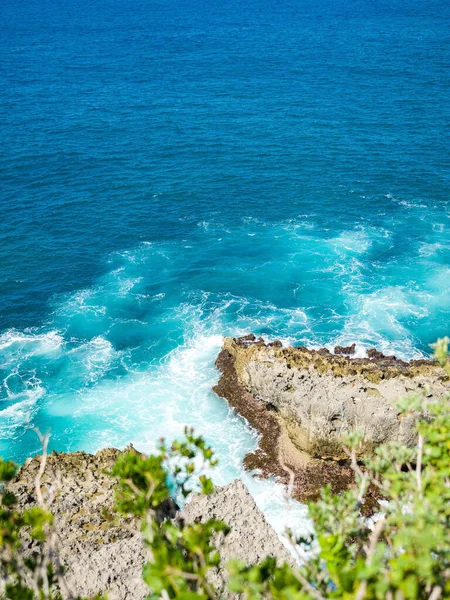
[8,448,290,600]
[213,335,449,500]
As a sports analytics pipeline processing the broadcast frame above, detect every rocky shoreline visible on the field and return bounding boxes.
[8,448,290,600]
[213,334,449,501]
[6,335,449,598]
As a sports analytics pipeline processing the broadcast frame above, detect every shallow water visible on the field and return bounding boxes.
[1,0,449,535]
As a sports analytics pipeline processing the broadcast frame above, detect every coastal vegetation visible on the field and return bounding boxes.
[1,338,449,600]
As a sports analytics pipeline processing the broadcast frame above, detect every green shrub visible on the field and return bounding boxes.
[111,430,227,600]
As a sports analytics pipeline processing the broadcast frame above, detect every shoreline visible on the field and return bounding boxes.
[213,334,449,502]
[213,337,354,502]
[8,447,291,599]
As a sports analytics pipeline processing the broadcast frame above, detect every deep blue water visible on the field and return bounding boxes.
[1,0,450,525]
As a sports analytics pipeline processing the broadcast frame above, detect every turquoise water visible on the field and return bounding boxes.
[1,0,449,529]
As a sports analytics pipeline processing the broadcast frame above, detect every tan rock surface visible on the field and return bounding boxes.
[213,335,449,501]
[8,448,289,599]
[220,335,448,458]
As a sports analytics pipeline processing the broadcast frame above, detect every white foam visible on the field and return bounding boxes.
[336,286,429,360]
[55,287,107,318]
[0,376,45,435]
[241,474,313,552]
[329,229,372,254]
[418,242,443,257]
[0,329,63,354]
[117,276,143,295]
[70,336,117,382]
[1,228,445,542]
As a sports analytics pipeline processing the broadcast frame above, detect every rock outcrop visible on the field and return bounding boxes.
[213,335,449,500]
[182,479,293,595]
[9,448,148,600]
[8,448,290,600]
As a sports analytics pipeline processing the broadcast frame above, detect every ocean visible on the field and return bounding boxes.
[1,0,449,532]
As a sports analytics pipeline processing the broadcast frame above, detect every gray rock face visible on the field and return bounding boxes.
[182,480,293,594]
[8,449,289,599]
[245,357,422,454]
[66,536,148,600]
[9,448,148,600]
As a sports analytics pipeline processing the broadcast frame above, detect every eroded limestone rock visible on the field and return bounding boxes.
[182,479,293,595]
[213,336,449,501]
[8,448,289,599]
